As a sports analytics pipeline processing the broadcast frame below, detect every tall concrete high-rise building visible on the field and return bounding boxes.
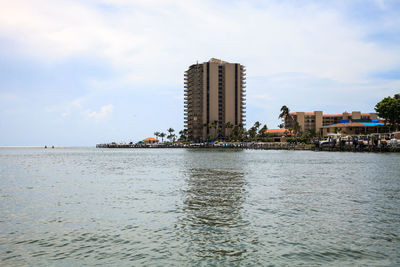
[184,58,246,141]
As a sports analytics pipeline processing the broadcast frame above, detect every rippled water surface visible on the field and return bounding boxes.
[0,147,399,266]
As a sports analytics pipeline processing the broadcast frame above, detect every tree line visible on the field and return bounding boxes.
[153,121,271,143]
[375,93,400,131]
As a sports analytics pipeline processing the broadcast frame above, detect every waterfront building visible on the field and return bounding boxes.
[321,120,389,135]
[143,137,159,144]
[285,111,378,135]
[266,129,288,142]
[184,58,246,141]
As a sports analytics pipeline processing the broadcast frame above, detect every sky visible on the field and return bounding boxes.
[0,0,399,146]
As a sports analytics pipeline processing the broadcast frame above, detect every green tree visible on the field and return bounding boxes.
[166,128,175,143]
[293,121,302,137]
[279,105,290,120]
[375,94,400,131]
[231,124,240,141]
[301,129,317,143]
[203,123,210,141]
[159,132,166,142]
[167,128,175,136]
[248,127,257,141]
[278,105,293,131]
[179,129,188,142]
[224,122,233,140]
[217,126,223,140]
[154,131,160,140]
[168,133,177,143]
[258,124,268,141]
[211,120,218,140]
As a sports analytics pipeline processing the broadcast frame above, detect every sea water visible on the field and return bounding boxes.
[0,147,399,266]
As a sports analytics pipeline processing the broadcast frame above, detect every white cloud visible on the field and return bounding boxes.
[1,0,399,86]
[57,98,113,121]
[86,104,114,120]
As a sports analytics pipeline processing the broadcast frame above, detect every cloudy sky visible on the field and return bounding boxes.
[1,0,399,146]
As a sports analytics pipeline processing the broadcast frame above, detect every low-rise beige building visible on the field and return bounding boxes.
[285,111,378,135]
[266,129,288,142]
[321,121,389,136]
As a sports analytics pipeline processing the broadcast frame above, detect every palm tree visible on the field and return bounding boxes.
[231,123,246,141]
[293,121,301,137]
[154,131,160,141]
[179,129,188,141]
[217,126,223,140]
[252,121,261,141]
[224,121,233,136]
[167,128,174,135]
[279,105,294,133]
[279,105,290,119]
[159,132,166,143]
[231,125,239,141]
[258,124,268,141]
[168,133,177,143]
[248,126,257,141]
[211,120,218,140]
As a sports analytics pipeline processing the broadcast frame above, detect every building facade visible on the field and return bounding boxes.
[184,58,246,141]
[285,111,378,135]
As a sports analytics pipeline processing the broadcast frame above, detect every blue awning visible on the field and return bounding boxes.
[360,122,384,127]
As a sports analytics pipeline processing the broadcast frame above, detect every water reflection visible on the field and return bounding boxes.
[178,150,258,264]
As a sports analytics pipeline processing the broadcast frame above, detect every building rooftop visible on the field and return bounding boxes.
[266,129,287,133]
[143,137,159,141]
[209,58,229,64]
[323,114,343,117]
[289,112,375,117]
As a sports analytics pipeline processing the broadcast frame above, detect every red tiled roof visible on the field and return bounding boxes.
[289,112,375,117]
[143,137,159,141]
[323,114,342,117]
[289,112,314,115]
[266,129,287,133]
